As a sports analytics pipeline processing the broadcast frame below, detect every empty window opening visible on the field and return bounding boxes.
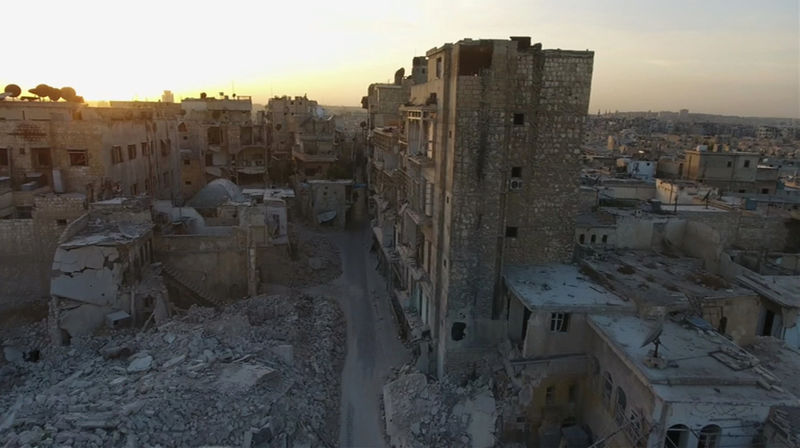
[68,150,88,166]
[602,373,613,408]
[111,145,123,164]
[579,234,585,244]
[601,234,608,243]
[207,126,222,145]
[590,234,596,243]
[511,166,522,177]
[56,219,67,225]
[435,57,443,78]
[457,43,493,76]
[451,322,466,341]
[183,159,190,166]
[505,226,518,238]
[0,148,8,166]
[520,307,532,343]
[744,160,751,168]
[568,384,577,404]
[664,424,690,448]
[184,180,192,186]
[545,386,555,405]
[550,312,570,332]
[726,161,732,167]
[697,425,721,448]
[761,188,769,194]
[513,113,525,125]
[128,144,137,160]
[614,387,627,426]
[33,148,51,167]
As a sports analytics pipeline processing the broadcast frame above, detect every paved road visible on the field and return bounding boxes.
[306,220,409,447]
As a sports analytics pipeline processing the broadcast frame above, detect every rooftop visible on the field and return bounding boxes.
[504,264,634,313]
[582,250,755,312]
[589,315,796,405]
[738,271,800,308]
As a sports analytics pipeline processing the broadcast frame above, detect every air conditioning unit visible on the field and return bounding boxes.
[509,178,523,191]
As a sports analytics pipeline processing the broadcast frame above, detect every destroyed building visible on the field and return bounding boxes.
[179,95,267,197]
[0,98,182,299]
[367,36,595,377]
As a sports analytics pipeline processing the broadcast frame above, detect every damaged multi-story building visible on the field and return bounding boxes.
[179,94,268,197]
[366,36,595,376]
[0,95,182,298]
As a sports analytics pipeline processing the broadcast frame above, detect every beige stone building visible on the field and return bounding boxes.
[179,95,267,198]
[367,36,595,377]
[266,95,319,182]
[684,148,767,194]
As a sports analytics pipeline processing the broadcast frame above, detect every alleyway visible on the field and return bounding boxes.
[304,219,410,447]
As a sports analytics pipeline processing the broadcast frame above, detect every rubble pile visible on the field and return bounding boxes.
[275,229,342,288]
[382,365,497,448]
[0,293,345,447]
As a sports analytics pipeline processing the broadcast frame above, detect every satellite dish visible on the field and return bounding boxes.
[4,84,21,97]
[640,319,664,358]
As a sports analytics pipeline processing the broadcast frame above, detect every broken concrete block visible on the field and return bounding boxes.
[162,354,186,370]
[126,355,153,373]
[100,343,134,360]
[217,363,276,390]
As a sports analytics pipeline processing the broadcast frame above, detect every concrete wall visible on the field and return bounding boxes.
[154,233,247,300]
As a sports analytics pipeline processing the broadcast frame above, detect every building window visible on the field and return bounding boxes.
[743,160,751,168]
[56,219,67,225]
[111,145,123,164]
[184,180,192,185]
[579,234,585,244]
[590,234,596,243]
[568,384,577,404]
[127,144,137,160]
[160,140,168,157]
[68,150,88,166]
[614,387,627,426]
[761,188,769,194]
[0,148,9,166]
[183,159,191,166]
[511,166,522,177]
[19,147,25,155]
[33,148,51,167]
[505,226,518,238]
[697,425,721,448]
[726,161,732,167]
[626,409,643,444]
[205,153,213,166]
[208,127,222,145]
[545,386,555,405]
[435,57,443,78]
[601,234,608,243]
[513,113,524,125]
[131,183,138,195]
[550,312,570,332]
[664,424,690,448]
[602,372,613,408]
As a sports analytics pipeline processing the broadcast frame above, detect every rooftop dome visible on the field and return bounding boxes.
[187,179,247,209]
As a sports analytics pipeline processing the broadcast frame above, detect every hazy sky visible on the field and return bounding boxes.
[2,0,798,117]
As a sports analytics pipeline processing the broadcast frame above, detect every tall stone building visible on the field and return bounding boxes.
[368,37,594,376]
[179,95,267,198]
[266,95,319,183]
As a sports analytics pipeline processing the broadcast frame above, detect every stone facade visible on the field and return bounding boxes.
[365,37,594,377]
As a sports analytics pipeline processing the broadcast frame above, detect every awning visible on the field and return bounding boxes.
[317,210,336,223]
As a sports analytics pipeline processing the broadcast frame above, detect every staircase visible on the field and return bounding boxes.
[161,263,225,307]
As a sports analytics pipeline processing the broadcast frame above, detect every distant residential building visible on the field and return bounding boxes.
[684,147,762,193]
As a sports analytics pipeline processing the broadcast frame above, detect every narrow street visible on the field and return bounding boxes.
[304,219,410,447]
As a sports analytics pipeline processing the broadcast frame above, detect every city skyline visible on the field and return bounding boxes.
[2,0,798,118]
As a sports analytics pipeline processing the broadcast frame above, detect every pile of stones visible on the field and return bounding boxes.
[0,294,346,447]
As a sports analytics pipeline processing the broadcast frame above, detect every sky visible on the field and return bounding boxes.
[1,0,798,118]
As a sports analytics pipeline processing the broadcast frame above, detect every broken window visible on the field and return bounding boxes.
[32,148,51,167]
[664,424,690,448]
[128,144,137,160]
[511,166,522,177]
[614,387,627,426]
[568,384,577,404]
[208,126,222,145]
[550,312,569,332]
[0,148,7,166]
[457,43,493,76]
[111,145,123,164]
[697,425,721,448]
[68,150,88,166]
[505,226,518,238]
[513,113,524,125]
[451,322,466,341]
[602,373,613,408]
[545,386,555,405]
